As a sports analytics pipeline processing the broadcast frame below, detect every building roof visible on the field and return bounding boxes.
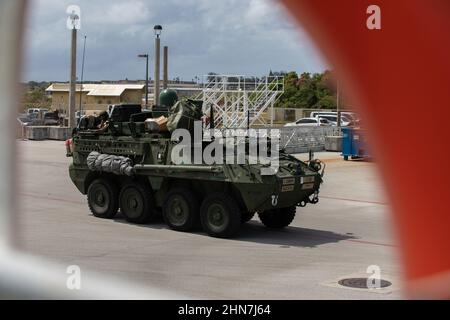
[46,83,144,97]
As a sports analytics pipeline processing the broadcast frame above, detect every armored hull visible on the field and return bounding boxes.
[68,103,324,238]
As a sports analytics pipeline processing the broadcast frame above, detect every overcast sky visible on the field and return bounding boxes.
[22,0,327,82]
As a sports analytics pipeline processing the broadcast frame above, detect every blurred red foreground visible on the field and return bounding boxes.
[282,0,450,298]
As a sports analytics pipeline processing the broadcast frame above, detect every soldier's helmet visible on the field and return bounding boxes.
[159,89,178,108]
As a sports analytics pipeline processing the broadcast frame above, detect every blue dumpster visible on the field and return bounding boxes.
[341,127,371,161]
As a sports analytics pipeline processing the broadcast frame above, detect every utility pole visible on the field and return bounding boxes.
[337,79,341,129]
[163,46,168,90]
[138,54,149,109]
[154,25,162,106]
[69,26,77,130]
[79,35,87,121]
[67,6,80,131]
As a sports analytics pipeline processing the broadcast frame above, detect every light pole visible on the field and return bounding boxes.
[68,10,79,130]
[79,35,87,121]
[154,25,162,106]
[337,79,341,129]
[163,46,168,90]
[138,53,149,109]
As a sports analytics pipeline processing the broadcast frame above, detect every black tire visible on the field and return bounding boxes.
[87,178,119,219]
[119,183,155,224]
[258,206,296,229]
[200,193,241,238]
[241,211,255,223]
[163,188,199,232]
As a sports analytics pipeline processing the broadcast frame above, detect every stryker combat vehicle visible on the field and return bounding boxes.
[67,90,325,238]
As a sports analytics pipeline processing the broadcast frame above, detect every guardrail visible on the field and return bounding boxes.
[208,126,343,154]
[280,126,342,154]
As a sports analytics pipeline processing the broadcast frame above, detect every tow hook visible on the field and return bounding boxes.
[271,195,279,207]
[310,191,319,204]
[297,191,320,207]
[298,200,308,207]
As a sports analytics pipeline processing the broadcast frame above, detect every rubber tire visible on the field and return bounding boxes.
[200,193,241,238]
[241,211,255,223]
[119,183,155,224]
[258,206,296,229]
[163,188,199,232]
[87,178,119,219]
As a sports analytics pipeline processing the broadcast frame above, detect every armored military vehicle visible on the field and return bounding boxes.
[67,93,325,238]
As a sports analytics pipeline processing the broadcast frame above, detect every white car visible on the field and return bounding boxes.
[310,111,358,123]
[27,108,40,115]
[316,114,352,126]
[284,117,332,127]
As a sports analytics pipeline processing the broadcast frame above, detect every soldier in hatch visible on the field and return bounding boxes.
[78,110,109,133]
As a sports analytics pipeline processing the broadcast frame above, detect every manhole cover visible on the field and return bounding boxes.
[338,278,392,289]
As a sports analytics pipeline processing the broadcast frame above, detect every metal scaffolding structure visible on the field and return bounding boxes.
[201,75,284,128]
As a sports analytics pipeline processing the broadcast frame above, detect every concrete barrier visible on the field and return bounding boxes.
[325,136,343,152]
[49,127,70,141]
[25,126,49,140]
[25,126,71,141]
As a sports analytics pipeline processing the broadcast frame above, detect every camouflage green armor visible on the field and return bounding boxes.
[68,101,325,238]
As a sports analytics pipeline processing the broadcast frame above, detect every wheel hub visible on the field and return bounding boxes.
[121,188,144,219]
[173,204,182,216]
[168,197,188,223]
[130,198,138,209]
[212,211,223,222]
[208,204,226,227]
[95,191,106,206]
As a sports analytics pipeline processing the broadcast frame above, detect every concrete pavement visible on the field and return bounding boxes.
[15,140,402,299]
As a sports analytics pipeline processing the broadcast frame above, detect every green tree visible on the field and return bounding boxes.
[22,82,52,111]
[275,70,337,109]
[275,71,299,109]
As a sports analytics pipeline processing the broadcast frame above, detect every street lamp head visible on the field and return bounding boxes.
[138,54,148,58]
[154,25,162,37]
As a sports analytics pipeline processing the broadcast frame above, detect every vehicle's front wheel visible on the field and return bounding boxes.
[87,178,119,219]
[119,183,155,224]
[163,188,199,232]
[200,193,241,238]
[258,206,296,229]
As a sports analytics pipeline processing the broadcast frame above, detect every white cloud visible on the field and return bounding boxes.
[88,1,152,26]
[245,0,275,25]
[22,0,327,81]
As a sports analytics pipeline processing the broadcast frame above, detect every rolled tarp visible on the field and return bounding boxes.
[87,151,134,176]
